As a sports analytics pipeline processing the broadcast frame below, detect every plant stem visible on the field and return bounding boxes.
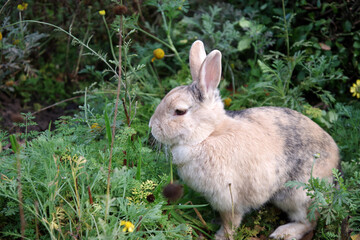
[228,183,235,221]
[121,98,131,126]
[24,115,28,145]
[281,0,292,95]
[170,156,173,184]
[136,27,183,64]
[282,0,290,58]
[72,166,81,218]
[10,135,26,239]
[228,63,236,96]
[32,95,83,115]
[136,139,142,180]
[0,0,11,14]
[84,87,89,127]
[65,2,80,73]
[34,201,40,240]
[18,158,26,239]
[18,11,24,48]
[102,15,117,62]
[105,13,123,221]
[159,5,183,64]
[167,33,182,63]
[74,7,91,76]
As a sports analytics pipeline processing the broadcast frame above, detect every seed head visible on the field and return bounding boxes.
[163,183,183,202]
[114,5,128,15]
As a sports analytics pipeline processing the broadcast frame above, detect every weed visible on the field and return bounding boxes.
[1,1,360,239]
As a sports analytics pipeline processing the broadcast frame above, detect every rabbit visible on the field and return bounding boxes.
[149,40,340,240]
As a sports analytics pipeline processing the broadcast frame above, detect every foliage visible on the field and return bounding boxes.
[1,0,360,239]
[0,105,208,239]
[286,162,360,239]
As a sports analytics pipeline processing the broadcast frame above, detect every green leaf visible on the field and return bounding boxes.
[136,138,142,180]
[343,20,352,32]
[239,17,252,28]
[237,37,252,51]
[257,60,275,77]
[104,111,112,149]
[327,111,338,123]
[353,41,360,49]
[285,180,307,189]
[9,135,20,153]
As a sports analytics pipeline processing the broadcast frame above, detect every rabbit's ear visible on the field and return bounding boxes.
[198,50,222,95]
[190,40,207,82]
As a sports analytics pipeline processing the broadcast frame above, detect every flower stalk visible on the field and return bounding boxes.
[101,12,117,62]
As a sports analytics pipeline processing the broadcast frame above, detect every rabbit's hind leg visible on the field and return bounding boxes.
[270,188,316,240]
[270,222,314,240]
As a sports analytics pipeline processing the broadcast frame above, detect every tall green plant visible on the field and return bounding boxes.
[286,166,358,239]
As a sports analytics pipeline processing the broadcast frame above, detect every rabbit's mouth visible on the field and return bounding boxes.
[150,124,171,145]
[151,124,186,147]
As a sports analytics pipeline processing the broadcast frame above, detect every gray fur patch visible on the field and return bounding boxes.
[187,83,204,102]
[276,119,309,181]
[274,108,326,182]
[271,187,293,203]
[225,109,252,118]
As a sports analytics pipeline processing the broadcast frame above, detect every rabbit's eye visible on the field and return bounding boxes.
[175,109,187,116]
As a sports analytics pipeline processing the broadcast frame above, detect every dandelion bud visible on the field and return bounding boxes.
[224,97,232,107]
[114,5,128,15]
[17,2,28,11]
[99,10,106,16]
[146,194,155,203]
[153,48,165,60]
[163,183,183,202]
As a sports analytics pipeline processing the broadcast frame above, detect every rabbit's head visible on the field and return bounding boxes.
[149,40,225,146]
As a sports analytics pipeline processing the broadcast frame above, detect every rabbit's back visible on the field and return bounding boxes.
[226,106,339,182]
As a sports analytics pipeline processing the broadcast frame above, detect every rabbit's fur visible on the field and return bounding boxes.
[149,40,340,240]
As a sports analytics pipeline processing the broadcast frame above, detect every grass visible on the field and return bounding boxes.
[1,0,360,239]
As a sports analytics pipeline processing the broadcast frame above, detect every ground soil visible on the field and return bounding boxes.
[0,91,77,135]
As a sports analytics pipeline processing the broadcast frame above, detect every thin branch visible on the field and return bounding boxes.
[0,0,11,15]
[31,96,83,115]
[121,98,130,127]
[34,201,40,240]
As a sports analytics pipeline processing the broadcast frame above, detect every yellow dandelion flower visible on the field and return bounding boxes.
[224,97,232,107]
[350,79,360,99]
[91,123,101,129]
[153,48,165,60]
[17,2,28,11]
[99,10,106,16]
[120,220,135,232]
[0,32,2,41]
